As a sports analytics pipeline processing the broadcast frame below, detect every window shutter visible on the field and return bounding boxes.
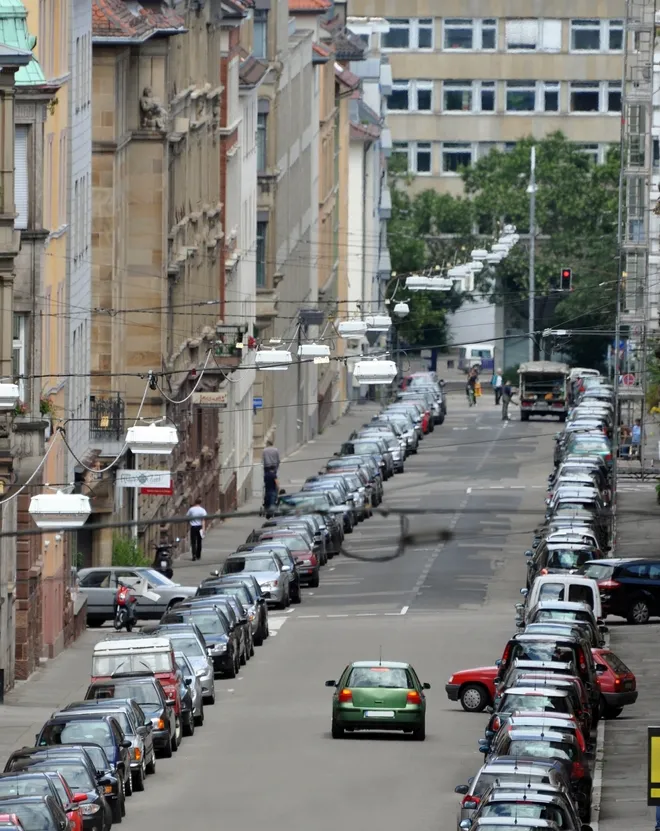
[540,20,562,51]
[506,19,538,47]
[14,126,28,230]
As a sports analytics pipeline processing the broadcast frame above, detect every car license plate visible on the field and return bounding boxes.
[364,710,395,718]
[624,680,634,691]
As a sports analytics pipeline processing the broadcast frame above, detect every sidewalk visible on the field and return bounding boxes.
[600,486,660,830]
[0,401,382,760]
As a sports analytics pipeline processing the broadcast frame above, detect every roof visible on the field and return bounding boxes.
[94,636,172,651]
[323,25,366,60]
[503,686,569,696]
[350,660,409,668]
[312,41,331,63]
[519,361,570,375]
[0,2,44,85]
[92,0,186,44]
[239,54,268,87]
[334,61,359,89]
[289,0,331,10]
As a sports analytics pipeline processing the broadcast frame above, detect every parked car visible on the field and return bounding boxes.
[174,652,204,732]
[141,622,215,705]
[581,557,660,624]
[160,604,241,678]
[593,647,637,718]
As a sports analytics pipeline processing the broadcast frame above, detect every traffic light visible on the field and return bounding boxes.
[560,267,573,291]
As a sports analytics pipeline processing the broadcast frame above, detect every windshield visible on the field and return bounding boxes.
[510,643,575,664]
[223,557,277,574]
[602,651,631,674]
[84,711,132,735]
[474,772,547,795]
[481,804,564,823]
[167,636,204,657]
[536,610,590,626]
[547,549,593,570]
[165,612,228,636]
[350,442,380,455]
[92,652,173,676]
[39,720,114,749]
[500,694,569,714]
[89,682,161,707]
[263,536,307,552]
[0,779,52,798]
[508,740,576,762]
[346,666,413,688]
[0,802,56,831]
[279,494,329,511]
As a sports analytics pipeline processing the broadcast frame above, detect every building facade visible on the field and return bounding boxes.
[348,0,625,194]
[0,40,40,690]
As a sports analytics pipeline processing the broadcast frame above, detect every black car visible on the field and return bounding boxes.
[197,576,269,644]
[0,794,71,831]
[84,672,176,760]
[0,772,73,828]
[160,604,240,677]
[35,714,132,804]
[184,595,253,664]
[5,747,115,826]
[275,492,345,554]
[582,557,660,624]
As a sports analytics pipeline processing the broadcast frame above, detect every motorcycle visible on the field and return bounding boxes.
[153,538,179,580]
[114,582,138,632]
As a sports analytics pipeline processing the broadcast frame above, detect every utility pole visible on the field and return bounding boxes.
[527,145,537,362]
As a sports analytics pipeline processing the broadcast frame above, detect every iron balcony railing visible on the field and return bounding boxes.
[89,395,125,440]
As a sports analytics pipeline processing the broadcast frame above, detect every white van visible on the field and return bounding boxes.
[520,574,602,622]
[91,636,176,678]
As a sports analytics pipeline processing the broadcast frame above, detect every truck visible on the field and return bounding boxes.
[518,360,570,422]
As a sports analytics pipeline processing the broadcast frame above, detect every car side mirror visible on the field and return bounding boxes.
[144,719,152,727]
[121,739,132,749]
[520,587,528,596]
[599,625,609,634]
[459,821,472,830]
[462,800,479,811]
[495,659,501,667]
[262,591,271,599]
[185,678,192,687]
[423,682,431,690]
[281,565,291,571]
[454,784,469,795]
[325,680,336,687]
[478,742,490,754]
[581,825,593,831]
[485,706,494,714]
[525,550,533,557]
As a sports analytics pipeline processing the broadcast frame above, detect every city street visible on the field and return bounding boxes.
[0,393,560,829]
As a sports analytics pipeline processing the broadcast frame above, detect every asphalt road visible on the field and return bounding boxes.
[108,393,558,831]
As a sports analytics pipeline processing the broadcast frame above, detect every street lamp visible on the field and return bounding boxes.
[0,382,19,411]
[254,348,293,370]
[393,301,409,318]
[29,491,92,529]
[337,320,368,338]
[125,422,179,455]
[354,358,398,385]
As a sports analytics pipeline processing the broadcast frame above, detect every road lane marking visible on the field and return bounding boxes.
[297,614,320,619]
[400,605,409,615]
[327,614,349,618]
[268,616,291,636]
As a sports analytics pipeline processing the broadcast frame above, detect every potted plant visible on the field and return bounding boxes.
[12,401,28,417]
[40,397,56,418]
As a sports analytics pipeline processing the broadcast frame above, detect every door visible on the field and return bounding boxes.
[79,570,113,617]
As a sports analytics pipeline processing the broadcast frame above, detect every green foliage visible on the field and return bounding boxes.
[112,535,150,567]
[387,132,619,366]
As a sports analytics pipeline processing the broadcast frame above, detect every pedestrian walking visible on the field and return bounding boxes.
[262,439,280,513]
[631,418,642,458]
[492,368,503,405]
[501,381,516,421]
[187,497,207,561]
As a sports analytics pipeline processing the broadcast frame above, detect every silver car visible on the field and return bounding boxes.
[221,551,293,608]
[175,652,204,725]
[159,629,215,705]
[77,567,197,625]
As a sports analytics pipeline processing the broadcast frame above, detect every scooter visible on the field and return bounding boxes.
[114,582,137,632]
[153,539,179,580]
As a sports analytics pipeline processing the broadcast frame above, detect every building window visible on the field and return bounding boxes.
[382,18,434,50]
[415,81,433,111]
[414,142,432,174]
[257,112,267,171]
[256,221,267,287]
[576,143,600,164]
[442,142,473,173]
[505,19,561,52]
[570,19,624,52]
[14,125,29,230]
[480,82,495,111]
[443,18,497,51]
[506,81,536,112]
[607,82,622,112]
[12,314,27,401]
[388,81,409,111]
[253,9,268,59]
[388,80,434,112]
[443,81,472,111]
[542,82,560,111]
[569,81,600,112]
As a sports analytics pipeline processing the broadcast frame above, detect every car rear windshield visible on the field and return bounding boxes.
[0,802,54,831]
[546,549,593,570]
[223,557,277,574]
[27,762,94,793]
[581,563,614,581]
[346,667,413,688]
[92,652,173,676]
[481,804,564,824]
[508,739,576,762]
[39,720,113,749]
[0,779,51,798]
[602,651,631,675]
[279,495,329,511]
[88,682,161,707]
[166,612,228,637]
[536,610,591,626]
[350,443,380,455]
[474,772,548,795]
[263,535,307,552]
[208,585,252,606]
[500,694,569,714]
[167,636,204,656]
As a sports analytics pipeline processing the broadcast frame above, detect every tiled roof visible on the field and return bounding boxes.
[334,61,359,89]
[328,27,366,61]
[0,0,44,85]
[313,42,331,57]
[92,0,186,43]
[289,0,331,10]
[350,121,380,142]
[239,54,268,87]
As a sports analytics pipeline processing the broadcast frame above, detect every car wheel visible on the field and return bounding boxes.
[111,791,123,824]
[292,588,302,604]
[604,705,623,719]
[87,619,104,628]
[226,653,237,679]
[412,720,426,741]
[160,735,173,758]
[146,752,156,774]
[253,630,264,647]
[203,691,216,706]
[460,684,489,713]
[183,711,195,737]
[132,764,145,792]
[628,599,650,624]
[172,717,181,751]
[310,573,320,588]
[195,705,205,727]
[240,644,247,666]
[331,719,344,739]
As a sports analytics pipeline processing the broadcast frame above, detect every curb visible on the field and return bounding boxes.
[591,719,606,830]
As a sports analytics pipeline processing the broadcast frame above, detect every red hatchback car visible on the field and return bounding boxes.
[445,647,637,720]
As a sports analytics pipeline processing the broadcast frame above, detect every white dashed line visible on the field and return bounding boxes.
[400,605,409,615]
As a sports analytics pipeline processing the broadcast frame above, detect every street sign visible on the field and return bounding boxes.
[141,478,174,496]
[192,391,228,408]
[622,373,636,386]
[116,470,171,489]
[253,397,263,409]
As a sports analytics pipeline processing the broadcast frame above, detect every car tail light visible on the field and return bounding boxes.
[501,643,511,668]
[572,761,587,779]
[156,718,165,730]
[407,690,422,704]
[132,747,141,761]
[338,689,353,703]
[492,716,501,731]
[598,579,620,590]
[614,677,622,688]
[575,730,586,752]
[605,453,612,462]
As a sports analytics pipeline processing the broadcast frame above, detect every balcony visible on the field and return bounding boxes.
[257,171,278,211]
[256,287,279,321]
[89,395,126,457]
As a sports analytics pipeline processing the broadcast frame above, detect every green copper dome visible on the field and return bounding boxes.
[0,0,42,86]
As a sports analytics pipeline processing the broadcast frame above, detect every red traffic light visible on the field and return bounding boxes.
[560,267,573,291]
[561,269,570,278]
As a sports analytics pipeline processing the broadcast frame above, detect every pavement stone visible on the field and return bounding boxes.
[600,488,660,830]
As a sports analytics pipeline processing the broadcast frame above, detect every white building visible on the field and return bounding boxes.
[66,0,92,480]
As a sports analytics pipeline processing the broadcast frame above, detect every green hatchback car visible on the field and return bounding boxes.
[325,660,430,741]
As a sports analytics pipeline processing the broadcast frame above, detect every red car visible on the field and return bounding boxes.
[0,815,24,831]
[45,771,86,831]
[445,647,637,719]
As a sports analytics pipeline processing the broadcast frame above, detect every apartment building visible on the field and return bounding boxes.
[348,0,625,194]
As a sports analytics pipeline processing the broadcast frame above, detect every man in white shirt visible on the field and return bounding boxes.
[492,368,503,405]
[187,498,207,561]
